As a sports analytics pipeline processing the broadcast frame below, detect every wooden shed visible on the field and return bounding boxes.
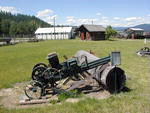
[78,24,105,40]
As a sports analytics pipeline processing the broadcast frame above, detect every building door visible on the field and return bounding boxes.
[86,32,90,40]
[81,32,84,40]
[131,34,134,39]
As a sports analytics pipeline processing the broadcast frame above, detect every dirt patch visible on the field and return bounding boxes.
[0,82,52,109]
[0,81,110,109]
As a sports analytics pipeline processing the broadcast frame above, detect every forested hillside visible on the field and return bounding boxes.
[0,11,51,37]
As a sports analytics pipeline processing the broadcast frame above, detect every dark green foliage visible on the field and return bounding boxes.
[0,11,51,37]
[50,99,58,104]
[58,90,82,102]
[1,19,11,36]
[105,25,117,39]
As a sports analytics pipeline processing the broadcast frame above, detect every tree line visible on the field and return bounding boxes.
[0,11,51,38]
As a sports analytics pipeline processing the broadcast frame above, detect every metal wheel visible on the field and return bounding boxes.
[24,81,43,99]
[33,63,48,70]
[42,68,59,86]
[32,66,47,80]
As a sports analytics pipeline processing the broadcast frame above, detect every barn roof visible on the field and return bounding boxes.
[79,24,105,32]
[35,27,72,34]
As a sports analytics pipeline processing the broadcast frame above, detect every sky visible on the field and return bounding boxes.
[0,0,150,27]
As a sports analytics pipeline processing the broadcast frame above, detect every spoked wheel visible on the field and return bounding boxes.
[32,63,48,70]
[24,81,44,99]
[42,68,59,87]
[32,66,47,80]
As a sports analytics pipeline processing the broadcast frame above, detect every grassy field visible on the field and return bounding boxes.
[0,39,150,113]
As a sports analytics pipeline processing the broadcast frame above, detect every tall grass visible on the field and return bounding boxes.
[0,39,150,113]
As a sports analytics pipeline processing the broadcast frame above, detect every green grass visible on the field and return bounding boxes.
[0,39,150,113]
[57,90,82,102]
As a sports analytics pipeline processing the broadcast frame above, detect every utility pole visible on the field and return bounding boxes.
[92,20,94,25]
[54,17,56,39]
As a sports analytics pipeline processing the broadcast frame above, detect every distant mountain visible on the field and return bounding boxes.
[113,27,128,31]
[133,24,150,32]
[113,24,150,32]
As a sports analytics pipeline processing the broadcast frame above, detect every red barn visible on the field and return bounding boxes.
[78,24,105,41]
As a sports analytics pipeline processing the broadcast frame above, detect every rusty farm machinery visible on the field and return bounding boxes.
[24,50,126,100]
[136,47,150,56]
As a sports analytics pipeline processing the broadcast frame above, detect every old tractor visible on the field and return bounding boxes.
[24,50,126,99]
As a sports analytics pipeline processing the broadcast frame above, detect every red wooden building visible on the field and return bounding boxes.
[78,24,105,40]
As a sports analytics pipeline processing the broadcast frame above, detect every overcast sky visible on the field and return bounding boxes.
[0,0,150,27]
